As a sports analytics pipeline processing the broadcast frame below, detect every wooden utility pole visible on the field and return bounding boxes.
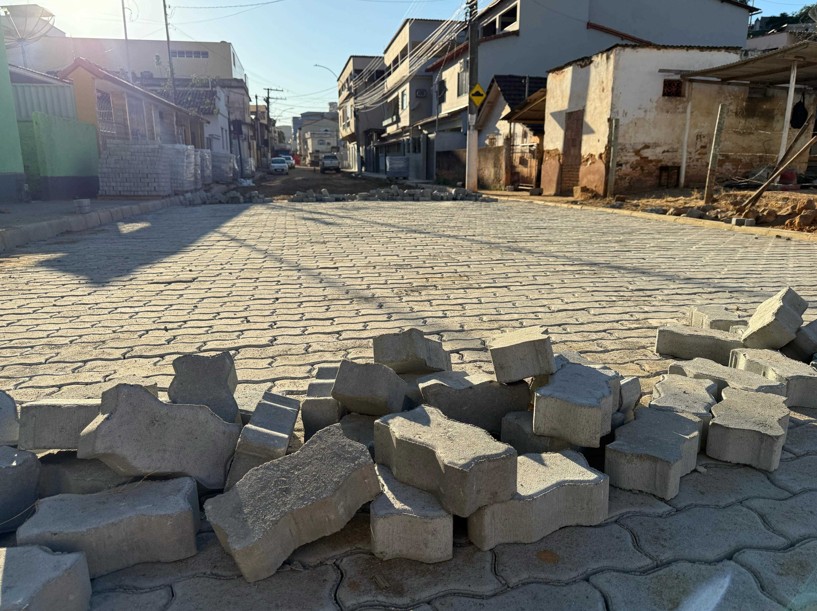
[606,118,619,198]
[120,0,133,82]
[703,104,726,205]
[464,0,479,191]
[162,0,177,104]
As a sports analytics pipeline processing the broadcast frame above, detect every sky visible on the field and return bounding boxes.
[5,0,816,125]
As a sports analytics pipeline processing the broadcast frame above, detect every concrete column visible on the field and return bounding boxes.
[0,15,26,202]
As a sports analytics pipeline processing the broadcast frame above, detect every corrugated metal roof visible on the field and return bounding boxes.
[684,41,817,87]
[12,83,77,121]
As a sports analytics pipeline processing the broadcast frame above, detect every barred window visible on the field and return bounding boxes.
[663,79,685,98]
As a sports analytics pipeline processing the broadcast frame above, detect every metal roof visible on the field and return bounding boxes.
[684,41,817,87]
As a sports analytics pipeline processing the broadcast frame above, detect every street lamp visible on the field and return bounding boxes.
[314,64,339,80]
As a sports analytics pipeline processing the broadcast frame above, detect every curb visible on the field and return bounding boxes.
[0,186,230,255]
[488,192,817,243]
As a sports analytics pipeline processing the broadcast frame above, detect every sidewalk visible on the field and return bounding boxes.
[0,187,230,254]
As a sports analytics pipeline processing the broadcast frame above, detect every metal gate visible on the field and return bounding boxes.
[510,144,538,188]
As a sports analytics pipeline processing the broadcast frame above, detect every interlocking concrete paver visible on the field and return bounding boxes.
[2,200,817,608]
[734,539,817,610]
[669,463,790,509]
[744,491,817,542]
[431,581,606,610]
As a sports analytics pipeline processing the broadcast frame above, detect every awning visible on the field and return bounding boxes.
[684,41,817,87]
[503,87,547,128]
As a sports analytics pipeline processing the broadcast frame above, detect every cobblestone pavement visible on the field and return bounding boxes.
[2,200,816,609]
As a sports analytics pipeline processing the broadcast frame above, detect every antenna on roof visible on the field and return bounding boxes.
[2,4,55,68]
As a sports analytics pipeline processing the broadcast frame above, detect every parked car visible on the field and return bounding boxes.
[281,155,295,169]
[268,157,289,175]
[320,154,340,174]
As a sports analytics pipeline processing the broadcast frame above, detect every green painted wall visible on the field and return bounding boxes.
[0,18,23,175]
[17,122,42,193]
[31,112,98,177]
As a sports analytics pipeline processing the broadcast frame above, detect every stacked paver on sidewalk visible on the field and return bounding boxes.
[2,287,817,608]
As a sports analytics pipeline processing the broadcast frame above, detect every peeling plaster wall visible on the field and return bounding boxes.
[610,47,811,193]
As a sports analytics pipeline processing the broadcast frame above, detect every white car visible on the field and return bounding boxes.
[281,155,295,169]
[268,157,289,175]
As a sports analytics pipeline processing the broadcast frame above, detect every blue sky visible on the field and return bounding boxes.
[11,0,816,125]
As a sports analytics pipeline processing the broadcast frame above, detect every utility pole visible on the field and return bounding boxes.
[265,87,284,160]
[120,0,133,82]
[162,0,177,104]
[465,0,479,191]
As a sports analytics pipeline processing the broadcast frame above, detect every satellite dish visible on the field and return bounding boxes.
[809,5,817,24]
[2,4,55,67]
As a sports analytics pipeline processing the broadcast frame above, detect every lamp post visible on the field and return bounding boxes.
[314,64,347,168]
[314,64,339,80]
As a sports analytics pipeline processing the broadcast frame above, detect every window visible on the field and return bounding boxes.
[662,79,685,98]
[193,51,202,58]
[411,136,421,154]
[185,50,193,58]
[457,71,468,97]
[96,91,115,134]
[437,80,447,104]
[401,89,408,110]
[202,51,209,58]
[481,20,497,38]
[499,5,518,31]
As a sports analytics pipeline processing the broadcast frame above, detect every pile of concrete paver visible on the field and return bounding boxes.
[289,185,498,203]
[2,288,816,609]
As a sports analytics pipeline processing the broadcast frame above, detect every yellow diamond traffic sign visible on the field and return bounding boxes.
[469,83,486,107]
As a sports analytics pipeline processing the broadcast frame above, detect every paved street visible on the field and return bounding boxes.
[2,199,817,609]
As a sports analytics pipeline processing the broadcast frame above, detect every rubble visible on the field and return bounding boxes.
[37,451,134,497]
[467,451,608,550]
[374,406,517,516]
[500,411,573,455]
[667,358,786,399]
[418,371,531,434]
[225,391,300,489]
[488,326,557,384]
[782,320,817,362]
[78,384,240,489]
[302,380,345,440]
[741,287,808,350]
[0,446,40,533]
[706,388,790,471]
[331,360,411,416]
[730,347,817,408]
[16,477,199,577]
[533,359,618,447]
[168,351,241,423]
[332,413,376,457]
[17,399,99,451]
[205,426,379,582]
[655,325,743,365]
[687,305,746,332]
[289,184,498,203]
[0,546,91,611]
[370,464,453,563]
[373,328,451,374]
[648,374,717,439]
[605,409,700,500]
[0,390,18,446]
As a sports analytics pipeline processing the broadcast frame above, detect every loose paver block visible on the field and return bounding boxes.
[688,304,746,332]
[419,371,531,434]
[533,361,618,447]
[371,464,453,563]
[204,425,379,582]
[782,319,817,362]
[332,413,376,457]
[649,373,717,440]
[590,560,783,611]
[0,546,91,611]
[77,384,240,489]
[226,391,300,488]
[0,391,18,446]
[301,380,345,440]
[500,411,572,455]
[168,351,240,423]
[730,347,817,408]
[655,324,743,365]
[619,376,641,412]
[605,408,700,500]
[38,451,134,497]
[17,399,99,451]
[467,450,608,550]
[668,357,786,399]
[742,287,808,350]
[16,477,199,577]
[374,406,517,516]
[706,387,790,471]
[488,326,556,383]
[331,360,410,416]
[0,446,40,533]
[373,328,451,374]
